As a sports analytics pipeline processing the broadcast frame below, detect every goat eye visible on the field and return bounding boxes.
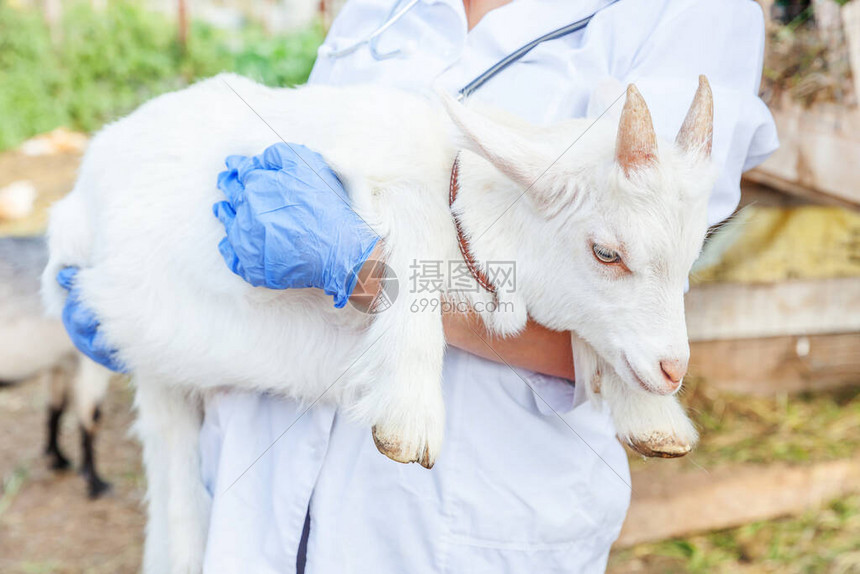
[592,244,620,264]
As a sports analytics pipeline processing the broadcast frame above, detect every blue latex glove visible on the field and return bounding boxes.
[56,267,127,373]
[213,143,379,308]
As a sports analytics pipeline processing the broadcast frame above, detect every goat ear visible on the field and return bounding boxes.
[615,84,657,177]
[438,90,548,190]
[676,75,713,158]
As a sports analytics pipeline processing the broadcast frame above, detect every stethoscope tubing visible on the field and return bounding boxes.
[323,0,620,99]
[457,0,619,101]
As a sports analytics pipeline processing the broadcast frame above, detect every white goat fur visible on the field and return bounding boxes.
[42,74,714,573]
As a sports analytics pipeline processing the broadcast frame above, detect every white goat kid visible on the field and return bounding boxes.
[42,73,714,573]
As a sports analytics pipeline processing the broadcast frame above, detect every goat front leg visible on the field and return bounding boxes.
[349,287,446,469]
[600,370,698,458]
[134,377,210,574]
[572,334,697,458]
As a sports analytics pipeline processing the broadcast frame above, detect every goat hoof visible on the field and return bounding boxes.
[86,476,112,499]
[47,452,72,471]
[372,426,435,469]
[626,433,692,458]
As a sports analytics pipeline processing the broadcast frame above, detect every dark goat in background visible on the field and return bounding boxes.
[0,237,112,498]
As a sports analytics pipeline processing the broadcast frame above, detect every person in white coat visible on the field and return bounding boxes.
[198,1,779,572]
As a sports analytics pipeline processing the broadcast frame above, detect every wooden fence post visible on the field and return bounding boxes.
[177,0,189,53]
[43,0,63,45]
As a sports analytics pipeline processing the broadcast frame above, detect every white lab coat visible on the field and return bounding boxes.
[199,1,778,573]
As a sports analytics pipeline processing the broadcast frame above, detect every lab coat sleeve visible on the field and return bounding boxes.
[623,0,779,226]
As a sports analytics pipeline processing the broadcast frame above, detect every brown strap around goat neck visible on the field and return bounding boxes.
[448,153,497,296]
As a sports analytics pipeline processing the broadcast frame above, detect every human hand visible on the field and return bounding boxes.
[57,267,126,373]
[213,143,379,308]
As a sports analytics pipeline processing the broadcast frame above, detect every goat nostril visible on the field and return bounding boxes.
[660,359,687,386]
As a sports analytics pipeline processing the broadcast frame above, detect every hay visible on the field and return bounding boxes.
[692,205,860,284]
[762,2,856,107]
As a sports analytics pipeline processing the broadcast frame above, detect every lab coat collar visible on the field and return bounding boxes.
[434,0,617,96]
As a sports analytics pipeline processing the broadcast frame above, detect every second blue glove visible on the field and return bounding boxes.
[213,143,379,308]
[57,267,127,373]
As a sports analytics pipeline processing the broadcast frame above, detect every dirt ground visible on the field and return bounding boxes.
[0,149,83,237]
[0,374,144,574]
[0,146,146,573]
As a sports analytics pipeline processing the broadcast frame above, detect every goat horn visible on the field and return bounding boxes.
[615,84,657,176]
[676,75,713,157]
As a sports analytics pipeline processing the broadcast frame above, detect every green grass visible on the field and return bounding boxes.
[0,1,324,151]
[19,562,62,574]
[628,381,860,472]
[0,465,28,517]
[609,495,860,573]
[616,381,860,573]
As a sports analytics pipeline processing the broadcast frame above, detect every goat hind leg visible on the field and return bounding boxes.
[134,378,210,574]
[74,356,113,498]
[44,365,72,471]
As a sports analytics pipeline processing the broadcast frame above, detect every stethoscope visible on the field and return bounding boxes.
[322,0,421,61]
[321,0,619,101]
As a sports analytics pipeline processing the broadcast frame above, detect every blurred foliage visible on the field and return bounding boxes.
[0,1,324,151]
